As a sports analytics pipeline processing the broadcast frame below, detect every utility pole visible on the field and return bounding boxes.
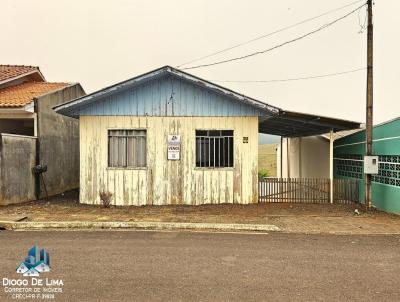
[365,0,373,210]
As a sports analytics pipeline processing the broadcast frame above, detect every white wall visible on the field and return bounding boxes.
[80,116,259,206]
[277,136,330,178]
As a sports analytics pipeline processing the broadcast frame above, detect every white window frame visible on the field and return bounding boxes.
[107,129,147,168]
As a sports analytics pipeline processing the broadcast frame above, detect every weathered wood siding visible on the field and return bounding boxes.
[72,76,265,117]
[0,134,36,205]
[80,116,258,206]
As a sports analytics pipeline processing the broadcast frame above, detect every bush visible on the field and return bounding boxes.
[99,190,113,208]
[258,169,270,179]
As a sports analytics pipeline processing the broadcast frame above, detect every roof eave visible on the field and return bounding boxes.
[0,83,76,113]
[259,110,361,137]
[53,66,280,117]
[0,69,45,86]
[53,67,168,115]
[166,66,280,114]
[0,102,34,113]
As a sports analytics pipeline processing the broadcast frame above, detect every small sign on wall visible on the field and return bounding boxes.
[167,135,181,160]
[243,137,249,143]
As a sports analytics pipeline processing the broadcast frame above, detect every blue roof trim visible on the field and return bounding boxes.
[53,66,280,117]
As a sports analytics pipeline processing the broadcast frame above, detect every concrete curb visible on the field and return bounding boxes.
[0,221,280,232]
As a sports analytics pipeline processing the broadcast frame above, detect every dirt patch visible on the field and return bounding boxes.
[0,190,398,227]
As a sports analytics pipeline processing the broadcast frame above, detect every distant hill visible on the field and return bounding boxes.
[259,134,280,145]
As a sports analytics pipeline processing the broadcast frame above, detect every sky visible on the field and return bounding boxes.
[1,0,398,125]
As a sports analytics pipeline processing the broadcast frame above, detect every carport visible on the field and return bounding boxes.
[258,110,361,204]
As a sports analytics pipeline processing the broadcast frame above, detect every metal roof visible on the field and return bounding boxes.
[54,66,280,116]
[54,65,361,137]
[259,111,361,137]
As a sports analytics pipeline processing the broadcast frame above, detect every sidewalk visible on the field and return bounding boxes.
[0,191,399,234]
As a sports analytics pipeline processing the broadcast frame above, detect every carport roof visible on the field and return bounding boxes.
[259,110,361,137]
[54,65,361,137]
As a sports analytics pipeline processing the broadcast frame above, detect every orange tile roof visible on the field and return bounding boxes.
[0,82,69,108]
[0,65,41,82]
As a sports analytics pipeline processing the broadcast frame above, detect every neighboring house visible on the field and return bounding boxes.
[0,65,45,89]
[277,129,362,178]
[0,65,85,205]
[334,117,400,214]
[54,66,359,206]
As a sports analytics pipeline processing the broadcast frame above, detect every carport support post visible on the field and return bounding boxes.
[329,129,334,204]
[280,136,283,178]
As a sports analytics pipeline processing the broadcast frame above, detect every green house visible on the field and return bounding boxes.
[334,117,400,214]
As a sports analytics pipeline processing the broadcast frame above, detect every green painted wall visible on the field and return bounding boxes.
[334,118,400,214]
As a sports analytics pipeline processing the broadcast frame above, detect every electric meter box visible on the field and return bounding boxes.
[364,156,379,174]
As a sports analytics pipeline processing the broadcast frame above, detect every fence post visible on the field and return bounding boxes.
[329,129,334,204]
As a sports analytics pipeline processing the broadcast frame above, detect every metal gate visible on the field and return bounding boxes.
[333,178,360,203]
[259,178,359,204]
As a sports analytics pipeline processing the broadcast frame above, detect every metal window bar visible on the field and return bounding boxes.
[208,137,211,168]
[196,130,233,168]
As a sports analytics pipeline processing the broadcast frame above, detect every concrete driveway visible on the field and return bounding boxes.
[0,230,399,302]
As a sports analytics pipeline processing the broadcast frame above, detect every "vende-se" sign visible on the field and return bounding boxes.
[167,135,181,160]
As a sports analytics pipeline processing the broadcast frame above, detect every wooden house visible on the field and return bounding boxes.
[54,66,359,206]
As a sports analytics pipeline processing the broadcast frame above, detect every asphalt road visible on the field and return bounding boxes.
[0,230,399,302]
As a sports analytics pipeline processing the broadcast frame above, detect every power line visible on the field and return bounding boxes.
[213,67,366,83]
[182,2,367,71]
[177,0,365,68]
[357,3,368,33]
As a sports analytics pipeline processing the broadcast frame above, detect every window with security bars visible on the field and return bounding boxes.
[108,130,146,167]
[195,130,233,168]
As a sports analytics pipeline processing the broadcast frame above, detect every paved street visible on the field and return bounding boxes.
[0,230,399,302]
